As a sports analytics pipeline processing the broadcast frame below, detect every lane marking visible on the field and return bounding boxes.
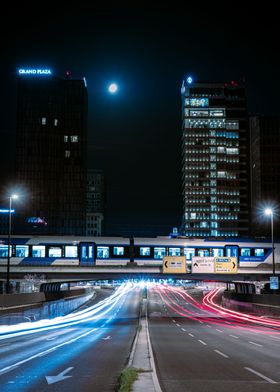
[188,333,194,337]
[229,334,239,339]
[269,335,280,340]
[46,337,56,341]
[176,323,180,327]
[181,328,186,332]
[206,325,211,328]
[216,329,223,333]
[245,367,277,384]
[249,341,263,347]
[172,320,176,323]
[225,321,231,325]
[198,340,207,345]
[214,350,229,358]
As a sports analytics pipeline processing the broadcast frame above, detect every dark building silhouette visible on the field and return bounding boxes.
[181,77,250,237]
[15,68,88,235]
[86,169,106,236]
[250,115,280,238]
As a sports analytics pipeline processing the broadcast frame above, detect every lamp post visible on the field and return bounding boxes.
[264,208,275,276]
[6,194,18,294]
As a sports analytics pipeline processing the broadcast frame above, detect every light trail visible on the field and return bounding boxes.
[0,283,133,340]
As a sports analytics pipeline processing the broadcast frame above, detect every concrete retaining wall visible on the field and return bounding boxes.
[222,292,280,318]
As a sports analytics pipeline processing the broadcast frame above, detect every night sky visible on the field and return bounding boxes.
[0,1,279,236]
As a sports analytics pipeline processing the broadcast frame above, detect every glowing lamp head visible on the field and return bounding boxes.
[108,83,118,94]
[11,194,18,200]
[264,208,273,216]
[187,76,193,84]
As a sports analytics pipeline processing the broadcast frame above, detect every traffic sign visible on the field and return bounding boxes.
[163,256,186,274]
[270,276,279,290]
[192,257,215,273]
[214,257,237,273]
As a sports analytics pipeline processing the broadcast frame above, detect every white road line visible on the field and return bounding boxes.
[216,329,223,333]
[245,367,277,384]
[225,321,231,324]
[229,334,239,339]
[214,350,229,358]
[198,321,204,324]
[249,341,263,347]
[269,335,280,340]
[172,320,176,323]
[206,325,211,328]
[181,328,186,332]
[188,333,194,337]
[176,323,180,327]
[198,340,207,345]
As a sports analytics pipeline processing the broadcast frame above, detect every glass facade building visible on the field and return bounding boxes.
[15,71,88,235]
[181,78,250,237]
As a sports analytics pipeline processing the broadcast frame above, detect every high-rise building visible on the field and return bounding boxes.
[86,169,106,236]
[181,77,250,237]
[250,115,280,237]
[15,68,88,235]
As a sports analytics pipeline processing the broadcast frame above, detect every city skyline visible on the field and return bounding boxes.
[0,2,279,236]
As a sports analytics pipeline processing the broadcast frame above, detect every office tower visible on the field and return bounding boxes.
[181,77,250,237]
[250,115,280,237]
[16,68,87,235]
[86,169,106,236]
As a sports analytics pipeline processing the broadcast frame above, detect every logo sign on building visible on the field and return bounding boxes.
[270,276,279,290]
[192,257,215,273]
[18,68,52,75]
[163,256,187,274]
[214,257,237,274]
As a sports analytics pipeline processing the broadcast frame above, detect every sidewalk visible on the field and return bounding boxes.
[129,298,162,392]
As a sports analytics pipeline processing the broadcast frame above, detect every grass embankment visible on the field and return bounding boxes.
[117,367,139,392]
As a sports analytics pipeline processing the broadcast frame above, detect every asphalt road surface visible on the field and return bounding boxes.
[148,284,280,392]
[0,284,140,392]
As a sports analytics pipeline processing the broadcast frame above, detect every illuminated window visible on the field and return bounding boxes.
[241,248,250,256]
[16,245,29,257]
[210,109,225,117]
[71,135,78,143]
[226,121,239,130]
[154,247,166,259]
[140,247,150,256]
[54,119,58,126]
[0,245,11,257]
[41,117,46,125]
[97,246,109,258]
[49,247,62,257]
[169,247,180,256]
[113,246,124,256]
[32,246,45,257]
[184,248,195,260]
[65,150,71,158]
[64,136,68,142]
[198,249,210,256]
[254,248,264,256]
[212,248,223,257]
[65,246,78,257]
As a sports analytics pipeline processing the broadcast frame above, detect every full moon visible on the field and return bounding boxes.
[108,83,118,93]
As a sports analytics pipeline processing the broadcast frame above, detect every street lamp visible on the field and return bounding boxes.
[264,208,275,276]
[6,194,18,294]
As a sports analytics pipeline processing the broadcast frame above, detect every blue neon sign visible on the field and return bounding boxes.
[18,68,52,75]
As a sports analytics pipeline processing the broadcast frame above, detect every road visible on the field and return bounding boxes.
[148,284,280,392]
[0,284,140,392]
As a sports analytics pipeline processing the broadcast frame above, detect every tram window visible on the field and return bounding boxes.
[241,248,251,256]
[184,248,195,260]
[113,246,124,256]
[97,246,109,258]
[254,248,264,256]
[65,246,78,257]
[212,248,223,257]
[32,246,45,257]
[140,247,150,256]
[198,249,210,257]
[49,247,62,257]
[169,247,180,256]
[0,245,11,257]
[154,247,166,259]
[89,246,93,258]
[16,245,29,257]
